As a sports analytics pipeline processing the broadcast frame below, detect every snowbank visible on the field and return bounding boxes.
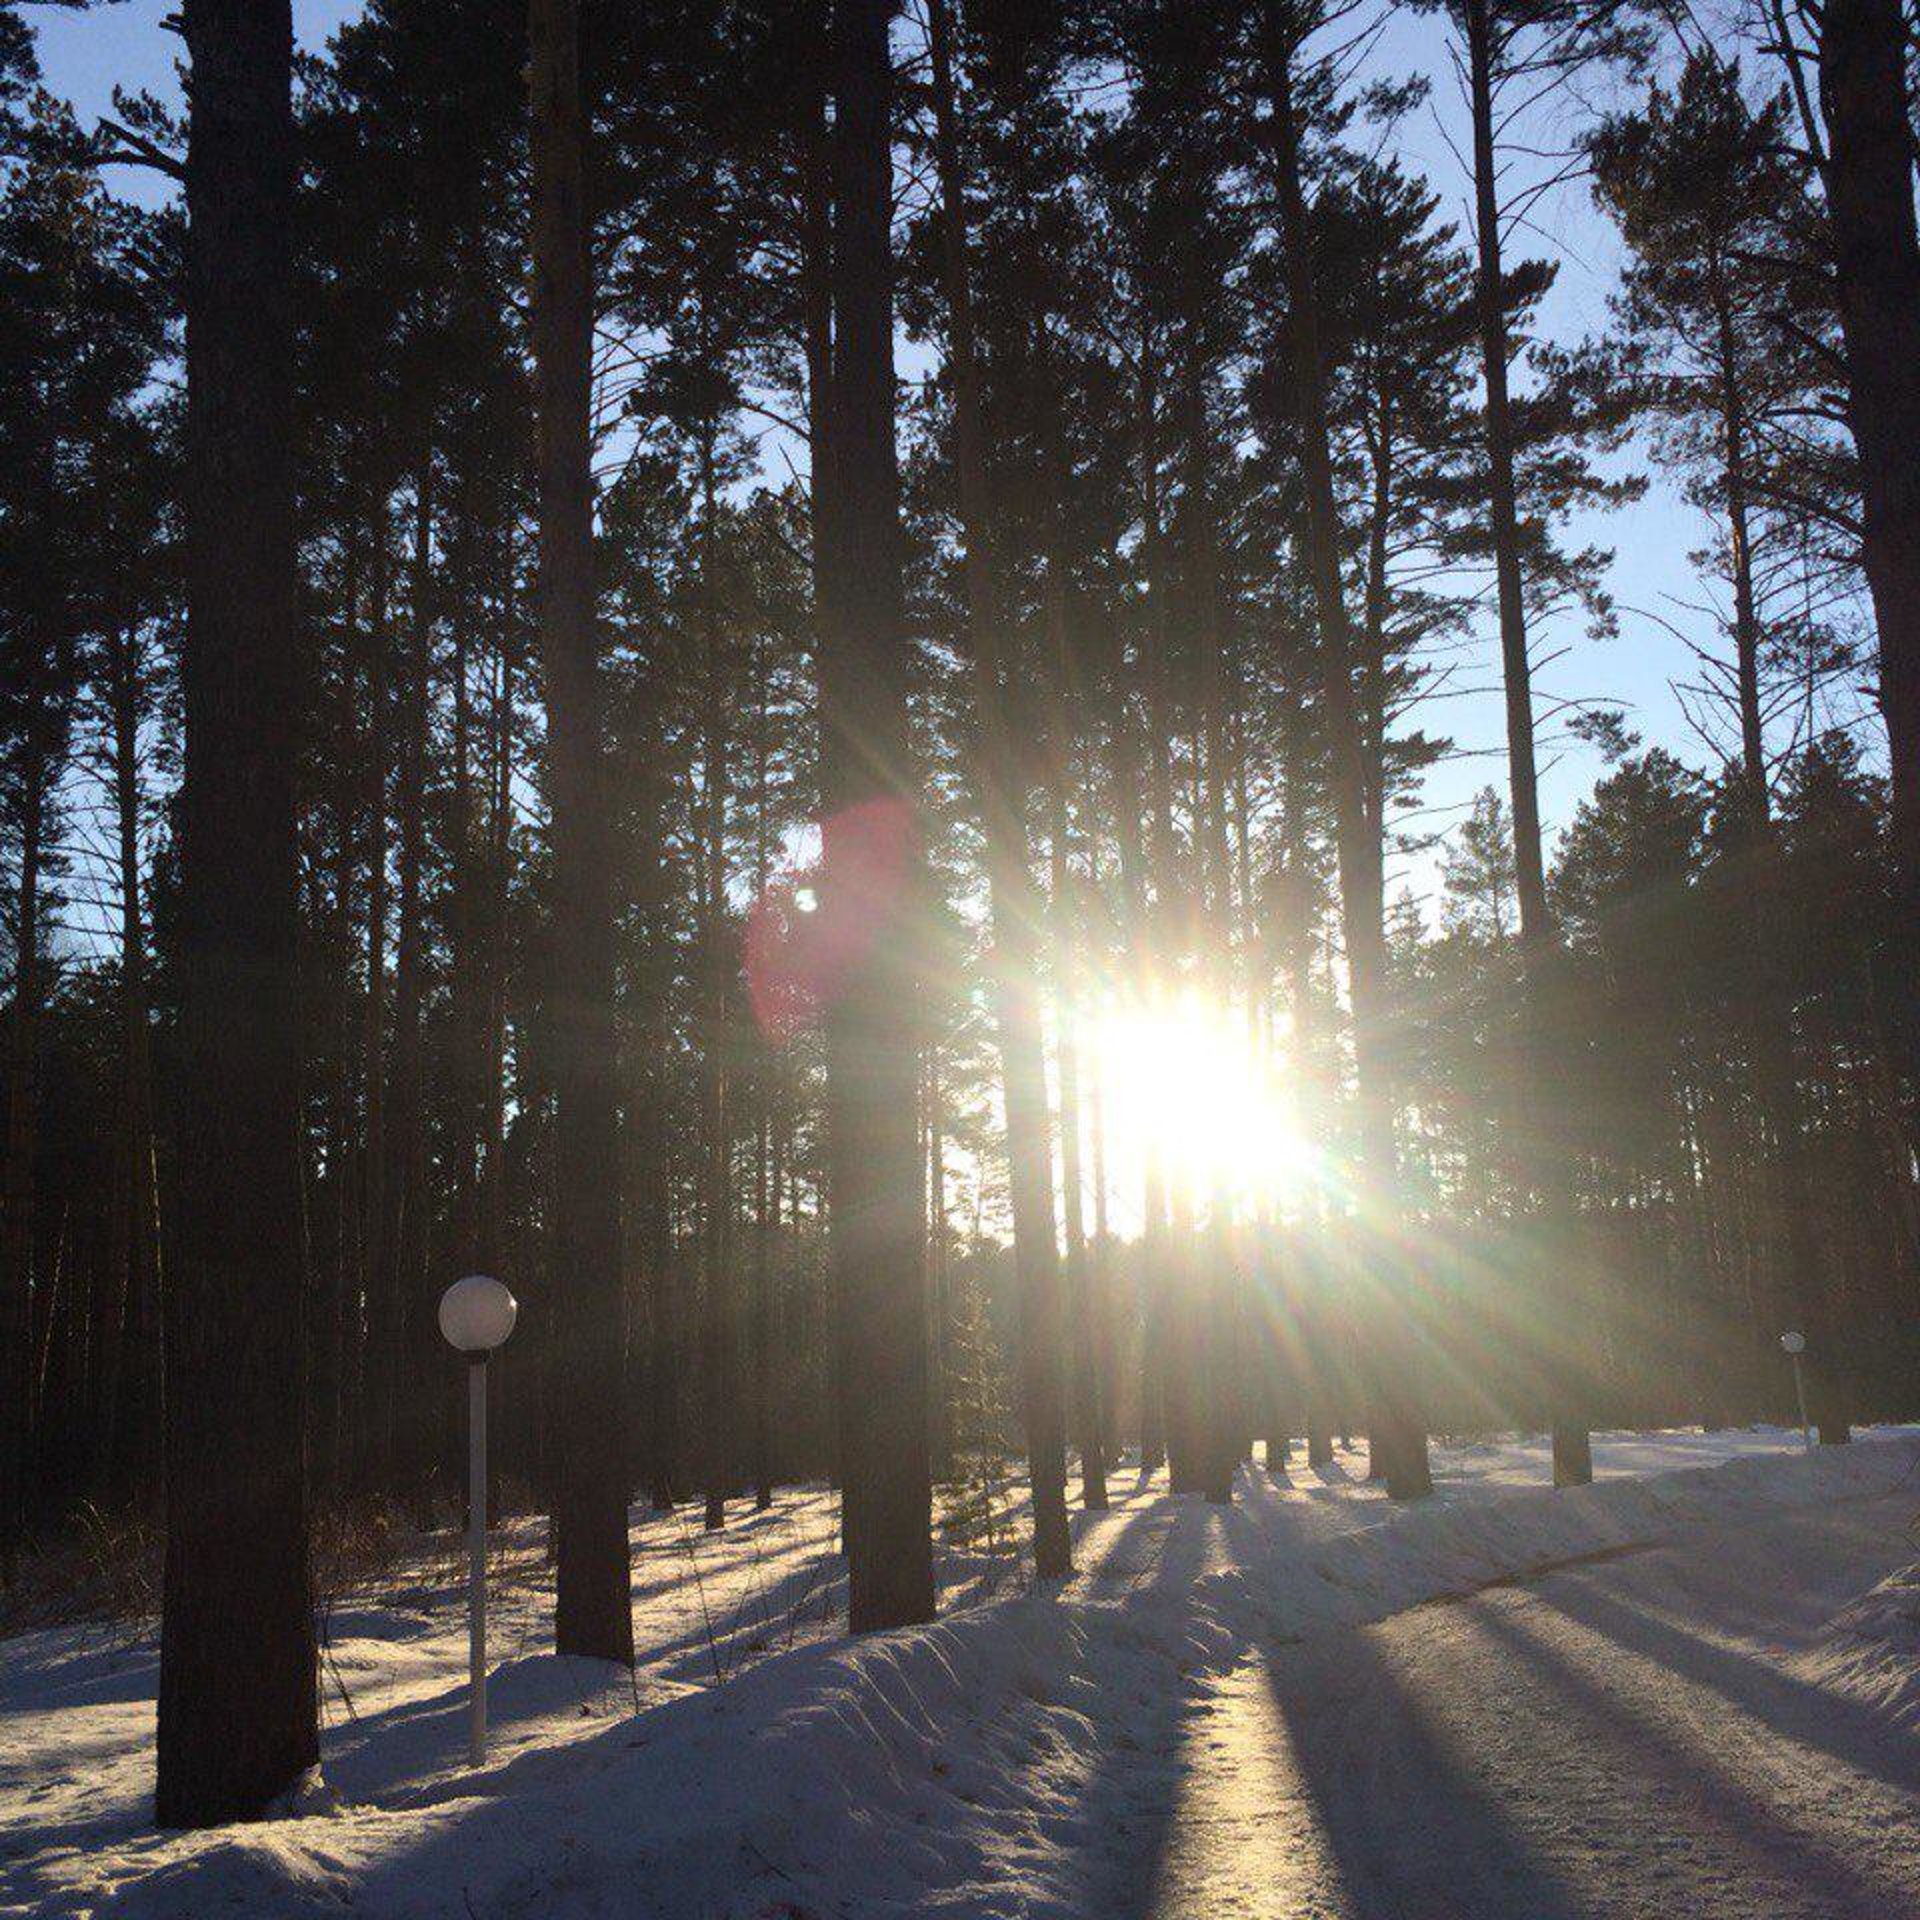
[1807,1549,1920,1731]
[6,1427,1916,1919]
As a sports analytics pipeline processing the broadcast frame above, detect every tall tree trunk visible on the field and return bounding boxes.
[1180,329,1239,1507]
[317,536,367,1493]
[1134,341,1176,1479]
[1714,299,1850,1442]
[1463,0,1591,1485]
[157,0,318,1825]
[924,0,1071,1575]
[1084,1008,1117,1474]
[1108,685,1160,1474]
[1050,709,1106,1512]
[102,630,163,1496]
[925,1044,952,1481]
[476,546,517,1282]
[359,511,391,1486]
[799,7,859,1530]
[444,519,487,1291]
[1819,0,1920,1124]
[823,0,936,1628]
[698,425,733,1535]
[1032,299,1111,1518]
[0,749,44,1578]
[628,722,679,1512]
[1260,6,1430,1499]
[1275,813,1337,1469]
[529,0,634,1665]
[750,644,776,1512]
[385,470,432,1491]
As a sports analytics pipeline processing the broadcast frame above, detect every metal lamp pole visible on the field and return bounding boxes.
[1780,1330,1811,1455]
[439,1274,518,1768]
[467,1353,488,1766]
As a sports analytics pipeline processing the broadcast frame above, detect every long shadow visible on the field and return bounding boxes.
[1077,1494,1224,1608]
[1081,1687,1235,1920]
[1531,1565,1920,1796]
[324,1652,637,1805]
[1256,1624,1600,1920]
[911,1492,1265,1919]
[1278,1451,1383,1506]
[1466,1597,1914,1918]
[1023,1507,1244,1915]
[202,1585,1227,1920]
[1070,1494,1173,1603]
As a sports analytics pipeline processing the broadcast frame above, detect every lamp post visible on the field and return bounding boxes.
[439,1274,518,1766]
[1780,1329,1811,1455]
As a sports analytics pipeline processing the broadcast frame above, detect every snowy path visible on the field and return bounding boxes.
[7,1429,1920,1917]
[1143,1489,1920,1919]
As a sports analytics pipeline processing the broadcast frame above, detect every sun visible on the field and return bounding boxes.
[1083,992,1323,1222]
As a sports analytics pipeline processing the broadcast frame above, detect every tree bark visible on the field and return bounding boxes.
[751,642,776,1512]
[385,469,432,1490]
[1179,331,1239,1507]
[103,629,162,1496]
[925,1044,952,1481]
[823,0,936,1628]
[698,424,733,1535]
[1134,342,1176,1479]
[1049,699,1106,1511]
[476,563,516,1281]
[157,0,318,1825]
[1818,0,1920,1128]
[0,748,44,1578]
[529,0,634,1665]
[359,509,391,1487]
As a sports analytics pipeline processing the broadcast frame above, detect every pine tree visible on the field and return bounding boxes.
[823,0,935,1631]
[1255,0,1432,1499]
[156,0,319,1827]
[1815,0,1920,1119]
[529,0,634,1666]
[1591,52,1852,1440]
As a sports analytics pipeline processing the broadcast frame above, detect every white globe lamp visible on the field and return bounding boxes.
[440,1273,517,1354]
[440,1274,516,1767]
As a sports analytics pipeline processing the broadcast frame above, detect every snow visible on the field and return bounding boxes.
[1161,1491,1920,1918]
[4,1425,1917,1918]
[1807,1552,1920,1732]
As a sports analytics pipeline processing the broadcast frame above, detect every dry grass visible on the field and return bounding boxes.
[0,1500,164,1636]
[0,1485,536,1642]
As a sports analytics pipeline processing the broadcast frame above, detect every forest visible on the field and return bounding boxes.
[3,0,1919,1838]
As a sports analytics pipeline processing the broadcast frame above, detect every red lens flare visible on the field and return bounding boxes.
[744,796,916,1041]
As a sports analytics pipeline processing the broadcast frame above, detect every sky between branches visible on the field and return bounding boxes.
[27,0,1884,919]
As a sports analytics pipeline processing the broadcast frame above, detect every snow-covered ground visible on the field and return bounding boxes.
[4,1426,1917,1917]
[1153,1489,1920,1918]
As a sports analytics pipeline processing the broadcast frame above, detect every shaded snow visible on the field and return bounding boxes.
[1155,1493,1920,1918]
[4,1426,1917,1917]
[1806,1553,1920,1731]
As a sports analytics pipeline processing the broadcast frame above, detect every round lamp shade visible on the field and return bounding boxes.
[1780,1329,1806,1356]
[440,1274,518,1353]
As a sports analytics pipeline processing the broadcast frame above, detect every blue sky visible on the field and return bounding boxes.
[28,0,1870,914]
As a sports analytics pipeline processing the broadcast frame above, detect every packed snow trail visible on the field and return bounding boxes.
[7,1430,1920,1917]
[1143,1488,1920,1919]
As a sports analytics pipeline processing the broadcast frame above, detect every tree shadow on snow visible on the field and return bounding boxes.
[1465,1595,1909,1919]
[1253,1623,1600,1920]
[1529,1566,1920,1798]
